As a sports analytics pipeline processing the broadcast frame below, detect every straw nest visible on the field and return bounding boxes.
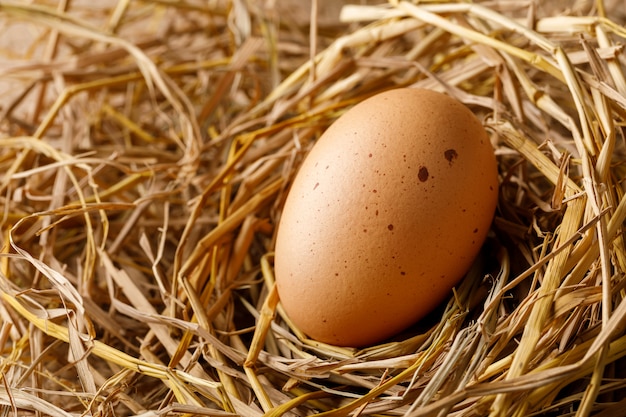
[1,0,626,416]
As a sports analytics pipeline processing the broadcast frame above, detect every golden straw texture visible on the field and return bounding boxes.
[1,0,626,416]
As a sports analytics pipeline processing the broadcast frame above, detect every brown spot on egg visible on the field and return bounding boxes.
[418,166,429,182]
[444,149,458,164]
[387,224,394,231]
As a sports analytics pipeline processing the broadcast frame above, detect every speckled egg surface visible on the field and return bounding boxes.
[274,88,499,347]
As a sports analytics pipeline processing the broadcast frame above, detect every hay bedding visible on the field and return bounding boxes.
[1,0,626,415]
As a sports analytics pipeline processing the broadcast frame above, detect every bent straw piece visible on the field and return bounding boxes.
[259,17,423,110]
[312,18,425,83]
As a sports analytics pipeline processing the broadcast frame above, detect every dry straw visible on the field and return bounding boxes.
[1,0,625,415]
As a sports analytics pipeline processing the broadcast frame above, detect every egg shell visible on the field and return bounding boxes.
[274,88,498,347]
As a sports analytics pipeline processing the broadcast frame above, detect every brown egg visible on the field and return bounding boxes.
[274,88,498,347]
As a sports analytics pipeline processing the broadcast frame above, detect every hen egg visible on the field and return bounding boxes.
[274,88,498,347]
